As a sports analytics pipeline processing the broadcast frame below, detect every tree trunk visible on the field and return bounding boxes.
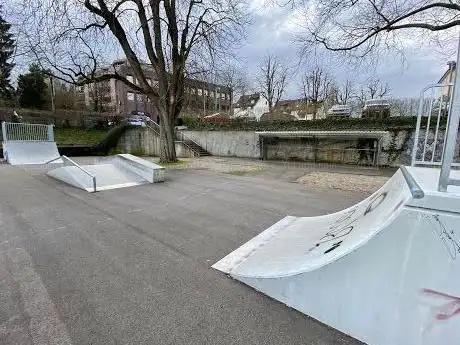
[159,107,177,163]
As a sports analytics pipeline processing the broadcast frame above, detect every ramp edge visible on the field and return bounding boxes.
[212,216,297,274]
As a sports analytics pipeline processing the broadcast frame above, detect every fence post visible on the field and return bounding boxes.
[47,124,54,142]
[1,122,6,141]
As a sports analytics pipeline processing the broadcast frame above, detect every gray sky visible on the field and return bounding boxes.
[234,1,457,100]
[7,0,457,100]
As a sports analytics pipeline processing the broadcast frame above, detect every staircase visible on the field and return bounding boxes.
[182,138,211,156]
[144,118,210,157]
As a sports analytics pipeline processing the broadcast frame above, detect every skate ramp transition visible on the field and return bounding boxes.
[3,141,62,165]
[213,166,460,345]
[47,154,164,192]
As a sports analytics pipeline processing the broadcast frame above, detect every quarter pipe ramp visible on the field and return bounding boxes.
[3,141,62,165]
[213,167,460,345]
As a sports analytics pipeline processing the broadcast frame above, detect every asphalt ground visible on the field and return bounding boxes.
[0,163,365,345]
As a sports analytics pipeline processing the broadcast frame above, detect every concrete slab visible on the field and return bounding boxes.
[0,165,366,345]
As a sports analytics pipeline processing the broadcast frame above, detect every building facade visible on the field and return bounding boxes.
[76,59,232,119]
[233,93,269,121]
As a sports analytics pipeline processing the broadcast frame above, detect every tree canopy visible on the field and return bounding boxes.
[0,6,15,102]
[17,64,49,109]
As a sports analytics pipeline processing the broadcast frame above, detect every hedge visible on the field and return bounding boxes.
[182,116,447,132]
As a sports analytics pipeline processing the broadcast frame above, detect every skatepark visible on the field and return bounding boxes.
[1,79,460,344]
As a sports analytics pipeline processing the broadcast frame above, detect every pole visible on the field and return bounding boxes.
[438,36,460,191]
[50,76,55,112]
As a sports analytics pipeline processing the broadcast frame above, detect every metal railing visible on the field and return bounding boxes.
[144,117,204,157]
[175,131,205,157]
[144,117,160,135]
[47,155,97,192]
[439,38,460,191]
[1,121,54,141]
[411,83,457,168]
[412,38,460,191]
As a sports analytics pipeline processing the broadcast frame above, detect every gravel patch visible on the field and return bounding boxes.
[296,172,389,194]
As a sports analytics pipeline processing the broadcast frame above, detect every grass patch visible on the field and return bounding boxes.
[55,128,108,145]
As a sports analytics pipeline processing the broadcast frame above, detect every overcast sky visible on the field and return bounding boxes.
[234,1,458,100]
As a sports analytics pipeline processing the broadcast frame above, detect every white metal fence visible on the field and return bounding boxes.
[412,37,460,191]
[1,122,54,142]
[411,83,459,168]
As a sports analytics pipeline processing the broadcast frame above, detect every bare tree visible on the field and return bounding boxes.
[257,54,288,111]
[337,80,354,104]
[19,0,247,162]
[366,78,390,99]
[216,65,248,115]
[300,0,460,56]
[301,66,331,119]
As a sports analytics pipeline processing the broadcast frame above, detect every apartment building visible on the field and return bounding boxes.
[76,59,232,118]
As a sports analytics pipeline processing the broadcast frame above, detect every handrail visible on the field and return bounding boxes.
[47,155,97,192]
[144,118,160,135]
[176,131,202,157]
[400,166,424,199]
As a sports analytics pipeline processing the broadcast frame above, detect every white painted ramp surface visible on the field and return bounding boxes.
[3,141,62,165]
[46,155,164,192]
[214,169,411,277]
[213,167,460,345]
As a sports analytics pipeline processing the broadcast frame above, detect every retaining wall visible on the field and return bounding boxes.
[183,129,460,167]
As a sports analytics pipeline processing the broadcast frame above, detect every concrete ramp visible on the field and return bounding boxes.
[46,155,164,192]
[213,167,460,345]
[3,141,62,165]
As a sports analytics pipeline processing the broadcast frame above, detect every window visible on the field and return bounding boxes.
[220,93,225,99]
[127,92,135,101]
[197,89,202,96]
[127,75,134,83]
[204,89,208,96]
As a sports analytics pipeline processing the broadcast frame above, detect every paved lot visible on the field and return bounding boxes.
[0,163,366,345]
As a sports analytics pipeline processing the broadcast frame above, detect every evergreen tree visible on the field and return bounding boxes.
[0,7,15,101]
[17,64,49,109]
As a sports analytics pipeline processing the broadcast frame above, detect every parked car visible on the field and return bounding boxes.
[362,99,391,119]
[123,115,148,126]
[327,104,352,118]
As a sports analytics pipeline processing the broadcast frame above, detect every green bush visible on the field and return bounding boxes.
[93,123,135,155]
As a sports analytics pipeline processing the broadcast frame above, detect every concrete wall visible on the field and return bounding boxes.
[117,127,160,155]
[118,128,459,166]
[184,129,459,167]
[117,127,195,158]
[184,131,260,158]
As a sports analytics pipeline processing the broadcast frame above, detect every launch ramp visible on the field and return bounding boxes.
[46,154,164,192]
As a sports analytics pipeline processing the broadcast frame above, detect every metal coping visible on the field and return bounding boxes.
[400,166,425,199]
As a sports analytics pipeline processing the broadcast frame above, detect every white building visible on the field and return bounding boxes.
[232,93,269,121]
